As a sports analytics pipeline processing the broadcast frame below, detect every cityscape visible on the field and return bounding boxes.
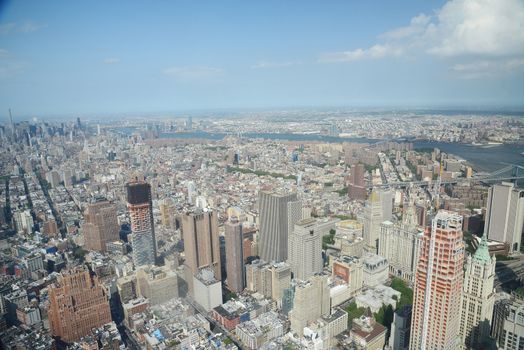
[1,1,524,350]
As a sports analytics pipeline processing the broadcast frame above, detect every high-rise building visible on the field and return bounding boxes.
[83,201,119,252]
[379,203,423,283]
[492,294,524,350]
[484,182,524,254]
[389,305,412,350]
[363,189,392,253]
[459,233,496,349]
[225,216,245,293]
[348,163,367,201]
[182,209,221,281]
[48,267,112,343]
[127,181,156,267]
[258,191,298,263]
[136,265,178,305]
[288,218,323,281]
[410,211,465,350]
[289,274,331,336]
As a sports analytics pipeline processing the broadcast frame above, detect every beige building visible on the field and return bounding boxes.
[83,201,119,252]
[289,274,331,336]
[182,209,221,281]
[136,265,178,305]
[245,260,291,306]
[288,218,323,281]
[459,234,496,349]
[225,217,244,293]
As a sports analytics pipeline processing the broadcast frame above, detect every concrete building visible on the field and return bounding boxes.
[331,255,364,297]
[389,305,412,350]
[355,284,400,313]
[258,191,298,263]
[127,181,156,267]
[245,260,291,305]
[484,182,524,254]
[225,216,245,293]
[235,311,284,350]
[459,233,496,349]
[362,253,389,288]
[182,209,221,282]
[379,204,423,283]
[363,189,393,254]
[492,294,524,350]
[289,274,330,336]
[83,201,119,252]
[136,265,178,305]
[410,211,465,350]
[348,163,367,201]
[193,268,222,312]
[288,218,323,281]
[48,267,112,343]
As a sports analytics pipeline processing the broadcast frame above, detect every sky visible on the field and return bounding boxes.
[1,0,524,118]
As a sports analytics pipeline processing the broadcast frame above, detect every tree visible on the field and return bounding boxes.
[390,277,413,310]
[345,301,367,328]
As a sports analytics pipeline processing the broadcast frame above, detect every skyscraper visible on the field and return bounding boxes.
[182,209,221,281]
[48,267,112,343]
[410,211,465,350]
[259,191,298,263]
[484,182,524,254]
[363,189,393,253]
[389,305,412,350]
[492,294,524,350]
[348,163,367,201]
[83,201,119,252]
[225,216,245,293]
[459,233,496,349]
[288,218,323,281]
[127,181,156,267]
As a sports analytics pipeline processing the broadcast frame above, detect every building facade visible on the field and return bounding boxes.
[288,218,323,281]
[410,211,465,350]
[83,201,119,252]
[225,217,245,293]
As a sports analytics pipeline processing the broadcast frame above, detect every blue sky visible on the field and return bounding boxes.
[1,0,524,117]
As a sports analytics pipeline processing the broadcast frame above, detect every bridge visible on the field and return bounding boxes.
[368,164,524,189]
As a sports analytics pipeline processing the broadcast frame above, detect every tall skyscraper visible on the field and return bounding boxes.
[459,233,496,349]
[225,216,245,293]
[484,182,524,254]
[182,209,221,281]
[410,211,465,350]
[363,189,393,253]
[83,201,119,252]
[259,191,298,263]
[348,163,367,200]
[288,218,323,281]
[127,181,156,267]
[48,267,112,343]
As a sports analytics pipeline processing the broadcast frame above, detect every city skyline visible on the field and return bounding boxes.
[1,0,524,117]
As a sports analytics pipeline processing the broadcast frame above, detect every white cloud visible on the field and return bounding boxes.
[451,58,524,78]
[320,0,524,71]
[103,58,120,64]
[0,21,46,35]
[0,50,25,79]
[319,44,402,63]
[251,60,302,69]
[163,66,224,81]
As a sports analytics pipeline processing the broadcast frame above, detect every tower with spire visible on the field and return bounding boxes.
[459,233,496,349]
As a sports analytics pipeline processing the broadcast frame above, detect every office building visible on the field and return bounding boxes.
[348,163,367,201]
[48,267,111,343]
[379,203,423,283]
[258,191,298,263]
[127,181,156,267]
[288,218,323,281]
[83,201,119,252]
[289,274,330,336]
[389,305,412,350]
[193,268,222,311]
[492,294,524,350]
[410,211,465,350]
[182,209,221,281]
[363,189,393,253]
[136,265,178,305]
[484,182,524,254]
[225,216,245,293]
[459,233,496,349]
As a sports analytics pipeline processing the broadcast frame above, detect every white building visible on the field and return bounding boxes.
[193,268,222,311]
[288,218,323,281]
[362,253,389,288]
